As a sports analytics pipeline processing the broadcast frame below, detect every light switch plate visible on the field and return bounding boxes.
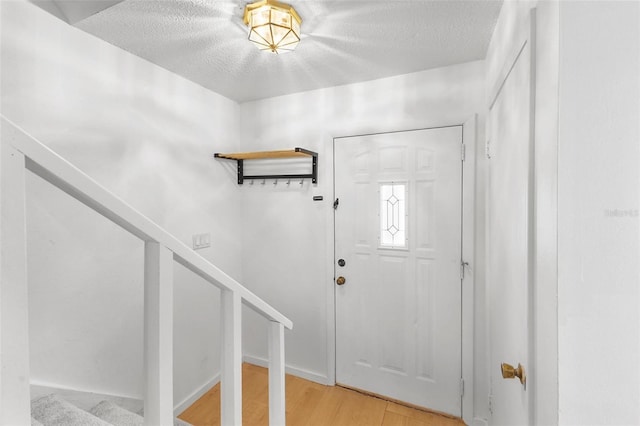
[192,233,211,250]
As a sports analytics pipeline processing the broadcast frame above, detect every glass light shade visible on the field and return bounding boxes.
[243,0,302,54]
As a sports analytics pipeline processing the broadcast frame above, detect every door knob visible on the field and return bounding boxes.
[501,363,526,387]
[336,276,346,285]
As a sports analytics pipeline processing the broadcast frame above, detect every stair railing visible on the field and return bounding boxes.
[0,116,292,426]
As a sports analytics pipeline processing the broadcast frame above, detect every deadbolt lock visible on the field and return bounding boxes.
[501,362,526,388]
[336,276,346,285]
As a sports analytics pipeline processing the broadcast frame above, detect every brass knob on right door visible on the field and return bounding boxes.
[336,276,346,285]
[501,362,526,388]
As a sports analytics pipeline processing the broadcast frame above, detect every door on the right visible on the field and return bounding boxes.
[487,13,535,426]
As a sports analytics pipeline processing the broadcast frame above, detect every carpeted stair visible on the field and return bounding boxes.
[31,394,191,426]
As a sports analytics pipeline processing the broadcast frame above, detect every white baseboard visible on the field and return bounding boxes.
[173,373,220,416]
[242,354,330,386]
[472,417,489,426]
[174,356,328,415]
[30,382,142,413]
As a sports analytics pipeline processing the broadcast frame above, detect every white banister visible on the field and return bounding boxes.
[268,321,286,426]
[143,242,174,425]
[0,116,292,426]
[221,289,242,426]
[0,129,31,425]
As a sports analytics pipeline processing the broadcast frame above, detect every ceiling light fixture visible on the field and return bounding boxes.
[243,0,302,54]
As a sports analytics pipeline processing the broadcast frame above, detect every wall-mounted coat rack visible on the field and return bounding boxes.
[214,148,318,185]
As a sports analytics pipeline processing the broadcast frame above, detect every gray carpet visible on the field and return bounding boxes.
[31,394,111,426]
[31,394,191,426]
[32,394,192,426]
[90,401,144,426]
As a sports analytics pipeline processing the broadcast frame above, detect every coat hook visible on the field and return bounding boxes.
[273,179,278,185]
[299,179,304,185]
[287,179,291,186]
[261,179,266,185]
[250,179,254,185]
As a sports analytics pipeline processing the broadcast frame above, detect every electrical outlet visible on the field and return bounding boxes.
[192,233,211,250]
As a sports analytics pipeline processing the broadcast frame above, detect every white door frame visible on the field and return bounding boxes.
[324,116,477,425]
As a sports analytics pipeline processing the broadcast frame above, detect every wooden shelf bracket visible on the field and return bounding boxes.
[214,147,318,185]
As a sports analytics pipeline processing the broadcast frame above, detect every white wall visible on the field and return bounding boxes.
[558,1,639,424]
[237,61,488,420]
[1,1,242,408]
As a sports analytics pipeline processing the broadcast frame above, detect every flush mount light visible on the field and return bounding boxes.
[243,0,302,54]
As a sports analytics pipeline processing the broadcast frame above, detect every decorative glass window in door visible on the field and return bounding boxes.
[379,182,407,248]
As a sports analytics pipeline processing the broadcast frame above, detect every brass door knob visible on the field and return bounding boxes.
[336,276,346,285]
[501,363,526,387]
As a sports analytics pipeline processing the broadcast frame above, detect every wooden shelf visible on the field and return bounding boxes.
[214,147,318,185]
[214,148,313,160]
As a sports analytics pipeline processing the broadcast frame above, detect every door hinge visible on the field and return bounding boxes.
[460,378,465,397]
[333,198,340,210]
[461,144,466,161]
[486,139,491,159]
[460,261,469,280]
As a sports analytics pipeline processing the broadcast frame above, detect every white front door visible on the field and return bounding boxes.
[334,127,463,416]
[487,14,535,426]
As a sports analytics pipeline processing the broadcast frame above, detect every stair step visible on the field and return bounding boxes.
[31,394,191,426]
[31,394,110,426]
[90,400,144,426]
[91,400,193,426]
[32,393,192,426]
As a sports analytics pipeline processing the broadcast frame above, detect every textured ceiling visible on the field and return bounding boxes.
[30,0,126,24]
[38,0,503,103]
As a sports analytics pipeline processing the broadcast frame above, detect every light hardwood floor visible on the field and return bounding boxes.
[178,364,465,426]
